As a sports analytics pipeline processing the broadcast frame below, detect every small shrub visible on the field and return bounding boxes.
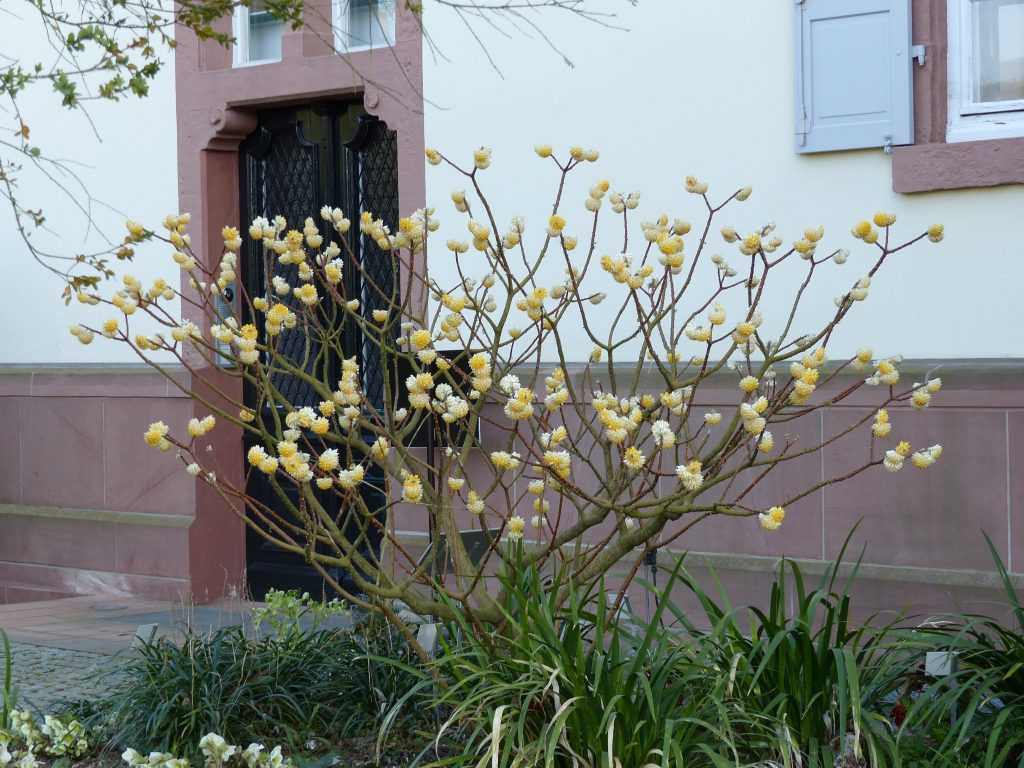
[906,535,1024,767]
[408,563,749,768]
[89,620,426,757]
[664,546,917,767]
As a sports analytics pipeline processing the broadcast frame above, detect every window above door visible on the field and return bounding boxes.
[947,0,1024,141]
[233,0,286,67]
[232,0,395,68]
[332,0,396,52]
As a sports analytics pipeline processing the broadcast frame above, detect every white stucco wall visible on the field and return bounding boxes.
[0,12,180,364]
[422,0,1023,361]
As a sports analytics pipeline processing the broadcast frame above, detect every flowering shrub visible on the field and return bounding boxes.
[0,710,89,767]
[69,145,945,651]
[122,733,290,768]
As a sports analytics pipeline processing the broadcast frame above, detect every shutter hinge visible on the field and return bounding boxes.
[911,44,926,66]
[796,108,808,147]
[883,135,893,154]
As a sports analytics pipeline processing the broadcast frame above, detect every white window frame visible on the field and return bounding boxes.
[232,5,283,68]
[947,0,1024,142]
[331,0,395,53]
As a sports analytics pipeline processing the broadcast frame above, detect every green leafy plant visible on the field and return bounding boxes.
[88,622,426,758]
[251,589,349,640]
[1,629,15,726]
[665,547,914,767]
[406,562,749,768]
[907,534,1024,767]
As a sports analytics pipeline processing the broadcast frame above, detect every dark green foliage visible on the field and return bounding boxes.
[666,553,915,767]
[903,534,1024,767]
[84,620,426,758]
[396,565,752,768]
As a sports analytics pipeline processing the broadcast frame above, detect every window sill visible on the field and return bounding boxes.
[891,137,1024,193]
[947,113,1024,143]
[232,57,282,69]
[332,40,394,54]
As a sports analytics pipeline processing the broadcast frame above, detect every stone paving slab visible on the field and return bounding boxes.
[7,641,115,713]
[0,596,256,713]
[0,596,254,653]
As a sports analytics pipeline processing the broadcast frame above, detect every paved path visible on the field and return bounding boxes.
[0,595,254,713]
[7,641,114,712]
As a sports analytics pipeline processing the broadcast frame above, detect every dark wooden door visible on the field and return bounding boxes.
[238,103,398,600]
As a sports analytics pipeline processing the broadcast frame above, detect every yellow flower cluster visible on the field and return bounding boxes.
[660,387,690,417]
[911,378,941,410]
[69,325,95,345]
[506,514,526,541]
[675,460,704,492]
[600,254,654,289]
[247,445,280,475]
[516,287,548,322]
[320,205,352,235]
[490,451,521,473]
[568,145,600,162]
[684,176,708,195]
[473,147,491,170]
[851,347,874,371]
[789,347,827,405]
[359,210,402,252]
[623,446,646,471]
[406,371,434,410]
[543,450,572,480]
[544,367,570,411]
[593,392,643,444]
[337,464,366,489]
[732,312,763,348]
[739,396,769,436]
[911,444,943,469]
[883,439,914,472]
[866,358,900,387]
[402,470,424,503]
[504,386,536,420]
[277,439,313,482]
[759,505,785,531]
[143,421,170,451]
[467,489,485,514]
[872,409,892,438]
[466,352,492,397]
[187,415,216,438]
[546,215,567,238]
[332,356,362,417]
[285,406,330,436]
[792,226,825,259]
[584,179,609,213]
[263,302,297,336]
[851,219,880,245]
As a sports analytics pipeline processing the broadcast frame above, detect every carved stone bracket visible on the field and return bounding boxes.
[206,107,259,152]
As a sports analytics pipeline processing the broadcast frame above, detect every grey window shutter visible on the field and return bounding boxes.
[794,0,913,153]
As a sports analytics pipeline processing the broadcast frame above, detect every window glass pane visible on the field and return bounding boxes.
[345,0,395,48]
[971,0,1024,103]
[249,0,284,61]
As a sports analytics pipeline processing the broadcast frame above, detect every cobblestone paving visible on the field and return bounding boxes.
[9,642,119,712]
